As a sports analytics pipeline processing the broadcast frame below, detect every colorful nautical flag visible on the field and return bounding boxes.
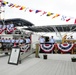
[40,11,47,16]
[66,18,71,22]
[19,6,25,10]
[35,10,42,13]
[15,5,20,8]
[0,0,76,24]
[0,0,3,2]
[29,9,33,12]
[52,14,60,19]
[46,12,53,16]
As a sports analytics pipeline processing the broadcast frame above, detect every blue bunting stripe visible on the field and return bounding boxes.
[40,44,54,52]
[57,44,74,52]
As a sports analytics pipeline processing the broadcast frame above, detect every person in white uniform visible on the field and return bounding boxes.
[0,23,3,33]
[1,38,5,43]
[49,36,55,44]
[15,38,19,45]
[39,36,45,43]
[25,37,31,44]
[10,21,14,28]
[0,23,2,29]
[11,38,15,44]
[19,38,24,44]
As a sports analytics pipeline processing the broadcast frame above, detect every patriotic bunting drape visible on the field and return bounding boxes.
[6,27,16,34]
[20,44,31,52]
[39,43,75,54]
[57,44,74,53]
[0,1,76,24]
[0,24,17,34]
[40,44,55,53]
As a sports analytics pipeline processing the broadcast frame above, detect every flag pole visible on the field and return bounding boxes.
[0,0,6,34]
[0,0,3,20]
[0,9,1,19]
[0,0,5,24]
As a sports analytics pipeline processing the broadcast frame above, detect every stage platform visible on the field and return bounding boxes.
[0,54,76,75]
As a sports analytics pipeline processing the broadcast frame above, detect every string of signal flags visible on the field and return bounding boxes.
[0,0,76,24]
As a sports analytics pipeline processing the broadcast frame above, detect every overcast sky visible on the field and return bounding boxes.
[1,0,76,26]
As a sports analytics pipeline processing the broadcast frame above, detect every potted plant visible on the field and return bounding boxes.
[43,54,47,59]
[71,57,76,62]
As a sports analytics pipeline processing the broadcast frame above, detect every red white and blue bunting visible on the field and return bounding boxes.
[40,44,55,53]
[57,44,74,52]
[20,44,31,52]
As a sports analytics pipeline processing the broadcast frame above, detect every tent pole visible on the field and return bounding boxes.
[52,26,62,40]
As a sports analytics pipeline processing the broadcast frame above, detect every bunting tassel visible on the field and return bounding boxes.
[74,19,76,24]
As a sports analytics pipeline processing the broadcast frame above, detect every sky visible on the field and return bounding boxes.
[1,0,76,26]
[1,0,76,39]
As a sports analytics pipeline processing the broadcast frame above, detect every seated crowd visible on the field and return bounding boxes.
[0,37,31,51]
[0,37,31,44]
[0,21,16,34]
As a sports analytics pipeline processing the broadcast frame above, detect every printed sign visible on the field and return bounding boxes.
[8,47,20,65]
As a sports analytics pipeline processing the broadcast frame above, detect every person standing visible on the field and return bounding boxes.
[19,38,24,44]
[69,35,74,43]
[39,36,45,44]
[25,37,31,44]
[49,36,55,44]
[69,35,74,40]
